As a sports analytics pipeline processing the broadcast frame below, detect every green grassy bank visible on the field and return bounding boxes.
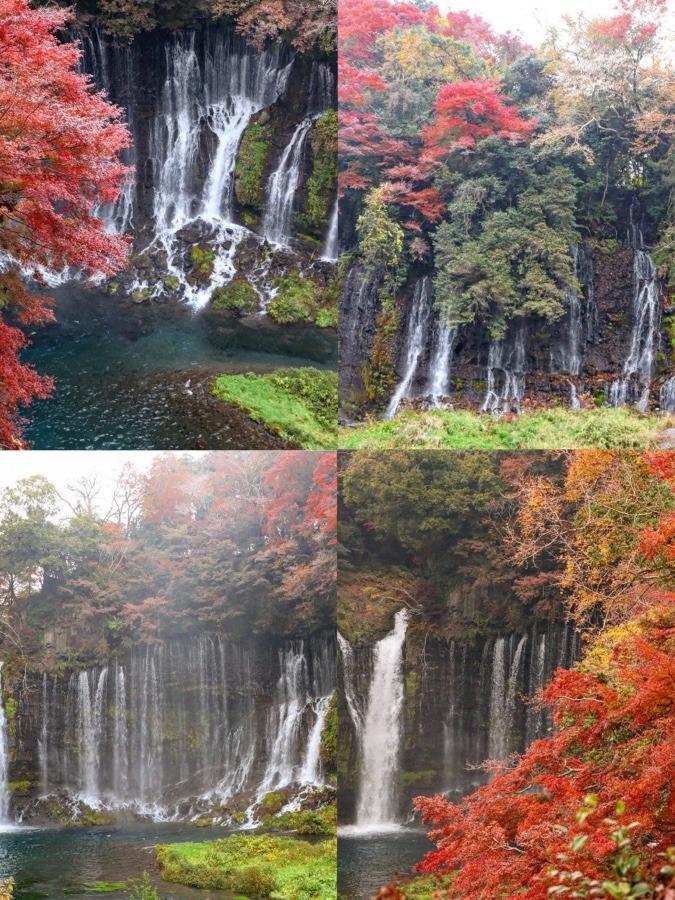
[212,368,337,449]
[338,407,675,450]
[157,834,336,899]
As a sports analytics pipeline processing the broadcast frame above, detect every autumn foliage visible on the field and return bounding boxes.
[410,451,675,900]
[0,0,131,447]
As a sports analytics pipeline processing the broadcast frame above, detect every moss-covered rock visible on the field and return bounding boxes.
[267,272,339,328]
[320,692,337,773]
[235,121,272,212]
[211,278,259,315]
[303,110,338,235]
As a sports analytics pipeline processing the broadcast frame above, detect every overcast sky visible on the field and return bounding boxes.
[0,451,208,515]
[441,0,675,48]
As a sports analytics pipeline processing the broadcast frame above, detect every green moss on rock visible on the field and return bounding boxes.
[303,110,338,234]
[235,122,271,211]
[211,278,258,315]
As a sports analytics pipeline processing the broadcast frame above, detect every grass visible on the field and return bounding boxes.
[156,833,336,900]
[212,368,337,449]
[338,407,675,450]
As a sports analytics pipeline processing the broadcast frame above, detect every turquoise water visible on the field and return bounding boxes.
[0,822,231,899]
[21,286,337,450]
[337,829,433,898]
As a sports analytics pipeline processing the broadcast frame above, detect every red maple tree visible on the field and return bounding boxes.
[0,0,131,448]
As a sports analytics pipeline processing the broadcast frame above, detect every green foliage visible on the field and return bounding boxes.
[189,246,215,279]
[304,110,338,233]
[357,187,404,289]
[362,297,400,402]
[264,803,337,835]
[211,278,258,315]
[320,692,338,772]
[259,791,286,817]
[211,367,337,449]
[126,873,159,900]
[156,834,336,899]
[548,798,675,899]
[234,122,271,211]
[268,273,318,325]
[434,149,580,338]
[338,408,673,451]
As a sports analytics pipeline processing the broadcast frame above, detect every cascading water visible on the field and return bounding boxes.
[337,632,365,744]
[321,200,339,262]
[18,633,334,818]
[428,316,458,405]
[0,663,10,823]
[608,200,663,412]
[482,324,527,413]
[355,609,409,828]
[660,376,675,412]
[262,119,313,246]
[386,278,433,419]
[147,31,293,308]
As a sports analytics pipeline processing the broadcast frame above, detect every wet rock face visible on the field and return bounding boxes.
[80,25,337,311]
[338,623,580,825]
[7,631,336,823]
[340,243,674,416]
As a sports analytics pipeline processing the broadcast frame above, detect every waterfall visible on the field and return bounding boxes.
[525,631,547,744]
[553,245,583,378]
[38,674,48,796]
[321,199,339,262]
[259,644,308,791]
[428,317,458,405]
[80,27,136,235]
[386,278,433,419]
[0,663,9,823]
[482,324,527,413]
[661,376,675,412]
[26,634,334,817]
[488,635,527,760]
[262,119,313,246]
[148,31,292,308]
[608,250,662,413]
[337,632,365,744]
[300,695,330,785]
[355,609,408,828]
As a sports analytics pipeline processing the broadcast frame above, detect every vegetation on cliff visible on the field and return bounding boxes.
[157,834,336,898]
[340,0,675,413]
[211,368,338,448]
[339,450,569,643]
[0,451,336,674]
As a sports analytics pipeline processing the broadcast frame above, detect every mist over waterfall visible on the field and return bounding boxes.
[0,663,9,824]
[8,633,335,822]
[355,609,409,828]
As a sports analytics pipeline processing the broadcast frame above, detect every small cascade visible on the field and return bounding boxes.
[38,674,49,796]
[482,324,527,413]
[356,609,408,828]
[0,663,9,823]
[553,245,583,377]
[525,631,547,744]
[608,250,662,412]
[262,119,313,246]
[488,635,527,760]
[386,278,433,419]
[337,632,365,744]
[660,376,675,412]
[113,662,129,799]
[428,316,458,405]
[300,695,330,785]
[321,199,339,262]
